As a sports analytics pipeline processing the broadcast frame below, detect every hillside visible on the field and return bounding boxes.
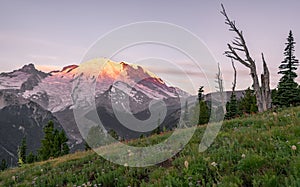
[0,106,299,186]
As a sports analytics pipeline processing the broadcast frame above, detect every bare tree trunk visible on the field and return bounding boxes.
[221,4,271,112]
[231,59,237,93]
[261,53,272,110]
[215,63,226,114]
[249,64,264,112]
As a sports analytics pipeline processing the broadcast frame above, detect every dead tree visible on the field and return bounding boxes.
[221,4,271,112]
[215,63,226,114]
[231,58,237,93]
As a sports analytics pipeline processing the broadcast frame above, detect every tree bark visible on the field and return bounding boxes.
[231,59,237,93]
[261,53,272,110]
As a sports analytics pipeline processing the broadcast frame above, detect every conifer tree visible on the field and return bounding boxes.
[17,137,27,167]
[274,30,300,107]
[198,86,209,125]
[225,94,239,119]
[239,88,258,114]
[26,152,36,164]
[108,129,119,140]
[38,121,69,161]
[60,131,70,156]
[38,121,54,160]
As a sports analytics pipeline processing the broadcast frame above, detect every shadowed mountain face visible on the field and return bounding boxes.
[0,100,61,166]
[0,59,190,164]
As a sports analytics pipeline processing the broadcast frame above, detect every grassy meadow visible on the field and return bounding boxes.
[0,106,299,186]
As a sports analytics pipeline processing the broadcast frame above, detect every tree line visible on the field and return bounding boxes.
[0,121,69,170]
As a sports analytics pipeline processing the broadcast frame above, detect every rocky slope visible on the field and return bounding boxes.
[0,100,61,166]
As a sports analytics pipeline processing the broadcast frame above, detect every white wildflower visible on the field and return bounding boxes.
[211,162,217,167]
[292,145,297,150]
[184,160,189,169]
[241,154,246,158]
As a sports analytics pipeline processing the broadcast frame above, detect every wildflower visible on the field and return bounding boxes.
[12,176,16,181]
[124,163,128,167]
[211,162,217,167]
[292,145,297,150]
[184,160,189,169]
[241,154,246,158]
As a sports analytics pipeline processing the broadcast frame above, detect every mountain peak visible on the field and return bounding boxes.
[20,63,36,73]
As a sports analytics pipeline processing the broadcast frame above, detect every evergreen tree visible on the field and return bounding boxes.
[198,86,204,101]
[0,159,8,171]
[26,152,36,164]
[17,137,27,167]
[198,86,209,125]
[60,131,70,156]
[198,101,209,125]
[225,93,239,119]
[38,121,54,160]
[274,30,300,107]
[38,121,69,161]
[151,127,161,135]
[108,129,119,140]
[238,88,258,114]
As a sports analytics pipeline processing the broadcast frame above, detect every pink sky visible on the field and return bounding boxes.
[1,1,300,94]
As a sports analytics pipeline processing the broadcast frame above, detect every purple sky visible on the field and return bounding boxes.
[0,0,300,94]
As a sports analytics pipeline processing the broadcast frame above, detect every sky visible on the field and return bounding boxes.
[0,0,300,94]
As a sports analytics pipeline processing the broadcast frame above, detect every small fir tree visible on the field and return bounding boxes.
[273,30,300,107]
[225,93,239,119]
[198,86,209,125]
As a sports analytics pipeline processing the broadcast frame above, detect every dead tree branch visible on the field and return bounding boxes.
[221,4,271,112]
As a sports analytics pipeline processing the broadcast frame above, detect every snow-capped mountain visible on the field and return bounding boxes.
[0,59,190,162]
[23,59,188,113]
[0,64,48,91]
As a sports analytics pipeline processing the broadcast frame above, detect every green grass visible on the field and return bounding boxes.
[0,107,299,186]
